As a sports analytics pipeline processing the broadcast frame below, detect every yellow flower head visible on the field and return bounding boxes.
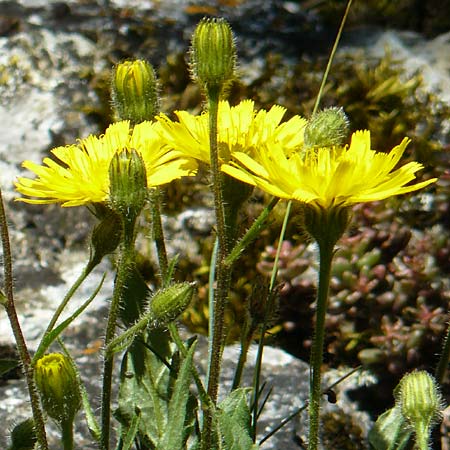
[15,121,197,207]
[222,130,437,209]
[156,99,307,164]
[35,353,81,423]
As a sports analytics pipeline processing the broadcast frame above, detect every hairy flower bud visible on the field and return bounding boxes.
[34,353,81,424]
[304,107,349,148]
[90,210,123,267]
[395,370,443,450]
[111,59,159,123]
[109,149,147,224]
[190,17,236,95]
[8,418,37,450]
[148,282,195,327]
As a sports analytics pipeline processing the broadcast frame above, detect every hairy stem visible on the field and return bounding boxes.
[149,188,169,286]
[100,220,136,450]
[61,418,75,450]
[308,238,334,450]
[201,86,231,450]
[435,319,450,384]
[0,189,48,450]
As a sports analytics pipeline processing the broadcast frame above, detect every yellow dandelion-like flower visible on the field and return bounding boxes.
[156,99,307,164]
[15,121,197,207]
[222,130,437,209]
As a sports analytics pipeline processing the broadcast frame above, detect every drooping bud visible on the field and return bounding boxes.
[394,370,443,450]
[190,17,236,95]
[89,209,123,268]
[34,353,81,424]
[304,107,349,149]
[108,149,147,225]
[222,172,254,243]
[148,282,195,327]
[8,418,37,450]
[111,59,159,124]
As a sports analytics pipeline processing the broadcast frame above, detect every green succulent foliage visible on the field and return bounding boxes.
[115,339,198,450]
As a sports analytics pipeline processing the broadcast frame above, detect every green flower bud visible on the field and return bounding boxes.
[222,172,254,243]
[89,210,123,267]
[304,107,349,148]
[8,418,37,450]
[190,17,236,94]
[394,370,443,450]
[108,149,147,224]
[111,59,159,123]
[149,282,195,327]
[34,353,81,424]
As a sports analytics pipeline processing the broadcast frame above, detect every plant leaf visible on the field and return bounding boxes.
[115,333,198,449]
[157,340,197,450]
[368,406,412,450]
[217,388,259,450]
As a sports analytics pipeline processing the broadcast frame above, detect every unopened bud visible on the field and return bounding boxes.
[111,59,159,123]
[90,210,123,267]
[304,107,349,148]
[395,370,443,450]
[149,282,195,327]
[109,149,147,223]
[8,418,37,450]
[34,353,81,424]
[190,17,236,94]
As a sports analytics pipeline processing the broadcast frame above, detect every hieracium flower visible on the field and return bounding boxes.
[156,99,307,166]
[15,121,197,207]
[222,129,437,210]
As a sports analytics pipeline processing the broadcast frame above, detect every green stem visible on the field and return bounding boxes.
[435,319,450,384]
[100,220,136,450]
[61,418,75,450]
[0,189,49,450]
[168,323,211,407]
[149,188,169,286]
[201,86,231,450]
[225,197,279,267]
[206,87,229,398]
[308,238,335,450]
